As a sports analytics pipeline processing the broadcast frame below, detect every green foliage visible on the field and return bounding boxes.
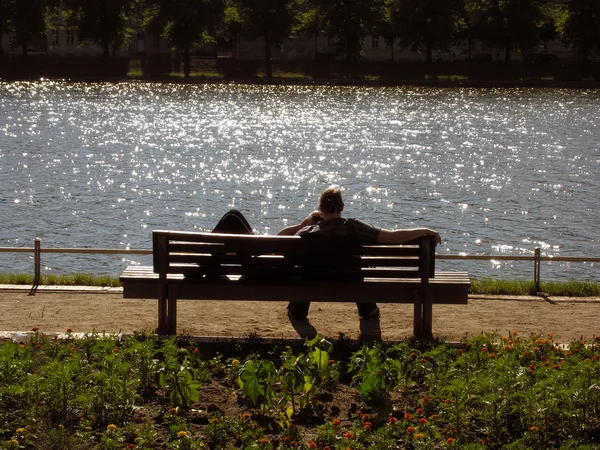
[0,333,599,448]
[308,0,386,63]
[143,0,224,77]
[391,0,459,62]
[473,0,547,61]
[558,0,600,63]
[2,0,54,56]
[237,358,277,413]
[234,0,302,77]
[158,355,202,408]
[62,0,138,59]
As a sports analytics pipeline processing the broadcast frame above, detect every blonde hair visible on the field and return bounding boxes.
[318,186,344,214]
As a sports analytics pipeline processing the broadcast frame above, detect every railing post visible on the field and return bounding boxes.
[534,247,541,293]
[34,238,41,285]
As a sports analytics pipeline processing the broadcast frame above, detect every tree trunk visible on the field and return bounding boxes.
[425,44,432,63]
[103,40,110,60]
[183,47,191,78]
[264,35,272,78]
[345,35,352,64]
[505,44,511,63]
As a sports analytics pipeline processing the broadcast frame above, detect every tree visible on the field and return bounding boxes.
[222,0,242,58]
[392,0,459,63]
[477,0,547,62]
[0,0,9,55]
[143,0,224,77]
[309,0,386,64]
[62,0,138,59]
[235,0,302,77]
[558,0,600,64]
[378,0,400,61]
[456,0,488,60]
[3,0,50,56]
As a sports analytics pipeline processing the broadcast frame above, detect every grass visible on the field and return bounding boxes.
[0,273,121,287]
[471,277,600,297]
[167,70,223,79]
[437,74,469,81]
[0,273,598,297]
[126,68,143,77]
[257,70,312,79]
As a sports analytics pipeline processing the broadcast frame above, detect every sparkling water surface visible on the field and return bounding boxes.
[1,81,599,280]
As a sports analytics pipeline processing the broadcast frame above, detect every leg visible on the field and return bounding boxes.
[212,209,254,234]
[287,302,310,320]
[356,302,380,319]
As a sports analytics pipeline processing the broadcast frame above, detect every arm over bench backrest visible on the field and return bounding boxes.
[152,230,436,282]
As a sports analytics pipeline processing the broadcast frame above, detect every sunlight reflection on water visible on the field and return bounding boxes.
[1,81,599,280]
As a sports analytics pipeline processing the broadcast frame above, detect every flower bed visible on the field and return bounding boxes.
[0,331,599,449]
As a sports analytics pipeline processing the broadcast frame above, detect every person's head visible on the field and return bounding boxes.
[318,185,344,216]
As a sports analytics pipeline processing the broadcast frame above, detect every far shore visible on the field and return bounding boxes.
[2,56,599,88]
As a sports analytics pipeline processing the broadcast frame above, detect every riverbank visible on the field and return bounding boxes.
[2,285,599,344]
[2,56,599,88]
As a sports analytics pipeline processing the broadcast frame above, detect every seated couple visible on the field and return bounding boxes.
[211,186,442,321]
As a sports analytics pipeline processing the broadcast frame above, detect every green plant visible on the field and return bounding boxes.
[158,355,201,408]
[237,358,277,414]
[350,345,399,418]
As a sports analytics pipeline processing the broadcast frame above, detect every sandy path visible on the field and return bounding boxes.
[1,289,598,343]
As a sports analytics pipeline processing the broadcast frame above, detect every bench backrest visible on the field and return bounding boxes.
[152,231,436,283]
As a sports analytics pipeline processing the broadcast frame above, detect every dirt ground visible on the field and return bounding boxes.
[1,288,599,344]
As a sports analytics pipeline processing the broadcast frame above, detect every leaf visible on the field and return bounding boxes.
[239,363,263,405]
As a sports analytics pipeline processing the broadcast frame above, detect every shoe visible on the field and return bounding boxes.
[360,306,380,320]
[287,309,308,321]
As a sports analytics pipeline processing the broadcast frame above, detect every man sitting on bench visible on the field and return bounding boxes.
[287,186,442,321]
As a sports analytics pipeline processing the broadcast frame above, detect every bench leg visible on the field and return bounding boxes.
[413,289,434,341]
[167,285,177,335]
[413,290,423,340]
[158,285,168,335]
[423,289,433,341]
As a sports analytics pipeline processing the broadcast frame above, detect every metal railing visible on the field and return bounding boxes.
[1,238,599,292]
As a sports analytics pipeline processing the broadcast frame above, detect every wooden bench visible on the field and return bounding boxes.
[119,230,470,340]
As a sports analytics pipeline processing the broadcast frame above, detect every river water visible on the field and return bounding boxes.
[1,81,598,281]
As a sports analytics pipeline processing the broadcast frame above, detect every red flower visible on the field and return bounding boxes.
[419,418,428,425]
[415,408,423,414]
[388,417,398,424]
[332,419,341,426]
[343,432,354,439]
[446,437,455,444]
[404,413,413,420]
[307,440,317,448]
[407,426,415,433]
